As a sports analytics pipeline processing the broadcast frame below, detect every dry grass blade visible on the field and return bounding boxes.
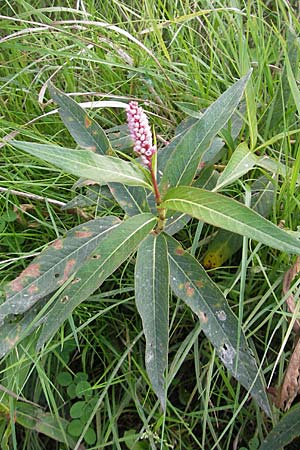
[282,256,300,334]
[270,257,300,410]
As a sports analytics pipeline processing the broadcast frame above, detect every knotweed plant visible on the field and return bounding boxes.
[4,72,300,428]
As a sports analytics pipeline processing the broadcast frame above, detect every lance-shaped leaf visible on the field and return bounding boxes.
[2,217,120,326]
[109,183,150,215]
[162,186,300,255]
[166,235,271,415]
[203,176,275,268]
[11,141,152,189]
[259,404,300,450]
[12,402,75,448]
[37,213,157,347]
[49,83,110,154]
[214,142,258,191]
[135,233,169,410]
[160,72,251,189]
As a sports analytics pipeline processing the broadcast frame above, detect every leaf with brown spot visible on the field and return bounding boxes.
[135,233,169,410]
[37,213,157,348]
[108,183,150,216]
[1,217,120,325]
[166,233,271,416]
[49,84,110,155]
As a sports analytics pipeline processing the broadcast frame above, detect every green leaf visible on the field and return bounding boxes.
[76,381,91,399]
[67,419,84,437]
[166,235,271,415]
[15,402,75,447]
[203,177,275,268]
[37,213,157,347]
[49,84,110,154]
[11,141,152,189]
[2,216,120,325]
[160,72,251,189]
[57,372,73,387]
[215,142,258,191]
[84,427,96,445]
[135,233,169,410]
[259,404,300,450]
[162,186,300,255]
[109,183,150,215]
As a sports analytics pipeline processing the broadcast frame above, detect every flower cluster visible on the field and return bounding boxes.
[126,101,156,167]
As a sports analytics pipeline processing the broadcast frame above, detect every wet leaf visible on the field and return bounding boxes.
[49,84,110,155]
[160,72,251,189]
[162,186,300,255]
[11,141,152,189]
[259,403,300,450]
[2,217,120,325]
[135,233,169,410]
[166,235,271,415]
[37,213,157,347]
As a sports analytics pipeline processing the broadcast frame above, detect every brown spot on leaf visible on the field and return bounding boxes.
[92,254,101,259]
[75,231,93,238]
[86,146,96,152]
[61,295,69,304]
[52,239,63,250]
[84,115,92,128]
[28,284,39,295]
[58,259,77,285]
[185,282,194,297]
[195,280,204,288]
[22,264,41,278]
[9,278,24,293]
[198,311,208,323]
[175,246,184,255]
[71,277,81,284]
[8,264,41,293]
[5,335,19,347]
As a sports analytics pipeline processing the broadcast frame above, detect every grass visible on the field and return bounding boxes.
[1,0,300,449]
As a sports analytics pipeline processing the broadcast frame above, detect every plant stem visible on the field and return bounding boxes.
[149,165,166,232]
[150,165,161,206]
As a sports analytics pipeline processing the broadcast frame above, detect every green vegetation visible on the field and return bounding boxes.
[1,1,300,449]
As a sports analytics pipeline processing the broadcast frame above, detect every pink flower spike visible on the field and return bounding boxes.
[126,101,156,167]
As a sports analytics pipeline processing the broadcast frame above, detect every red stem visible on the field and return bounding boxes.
[149,165,161,206]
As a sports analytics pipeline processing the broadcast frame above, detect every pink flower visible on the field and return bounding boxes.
[126,101,156,166]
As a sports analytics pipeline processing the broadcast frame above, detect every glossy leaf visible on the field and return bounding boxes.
[166,235,271,415]
[215,142,258,191]
[135,233,169,410]
[37,213,157,347]
[49,83,110,155]
[2,217,120,325]
[109,183,150,215]
[11,141,152,189]
[162,186,300,255]
[259,404,300,450]
[160,72,251,189]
